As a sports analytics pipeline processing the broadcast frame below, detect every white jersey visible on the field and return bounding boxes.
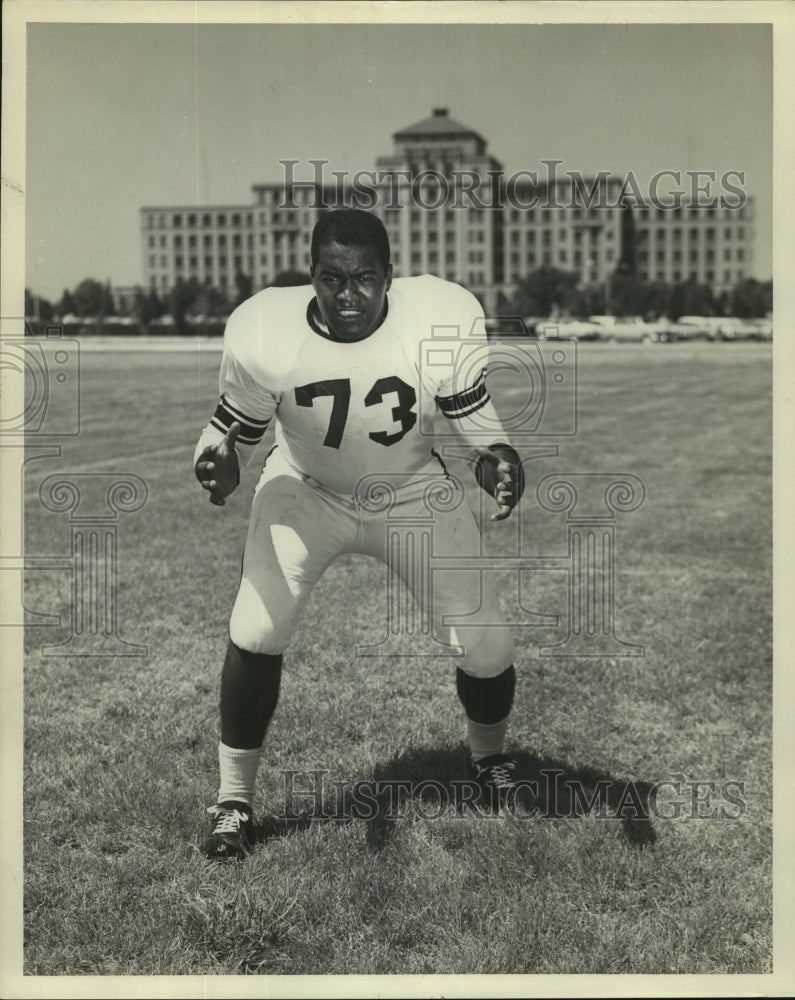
[195,274,509,494]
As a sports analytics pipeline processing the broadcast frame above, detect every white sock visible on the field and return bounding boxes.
[467,716,509,763]
[217,742,262,809]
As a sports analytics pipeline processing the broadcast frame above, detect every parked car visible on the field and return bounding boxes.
[659,316,722,342]
[484,316,533,339]
[719,317,772,341]
[543,319,602,342]
[586,316,661,344]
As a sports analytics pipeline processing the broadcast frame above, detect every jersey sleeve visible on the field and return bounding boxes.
[194,301,280,468]
[431,283,513,451]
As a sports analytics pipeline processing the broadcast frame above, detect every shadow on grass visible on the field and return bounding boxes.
[251,744,657,852]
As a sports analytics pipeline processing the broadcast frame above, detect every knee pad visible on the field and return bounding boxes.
[455,623,515,678]
[229,592,291,656]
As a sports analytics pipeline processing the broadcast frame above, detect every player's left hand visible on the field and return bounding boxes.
[473,445,523,521]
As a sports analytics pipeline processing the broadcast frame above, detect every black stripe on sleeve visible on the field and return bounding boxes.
[437,368,490,420]
[211,395,270,445]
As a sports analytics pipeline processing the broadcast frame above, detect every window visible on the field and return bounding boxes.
[724,248,732,261]
[174,235,183,248]
[148,235,155,248]
[175,255,183,268]
[190,256,198,269]
[173,214,182,226]
[189,235,197,248]
[149,255,156,268]
[188,214,196,227]
[203,214,212,226]
[232,214,241,226]
[219,234,227,247]
[217,214,226,226]
[204,256,212,270]
[160,235,166,248]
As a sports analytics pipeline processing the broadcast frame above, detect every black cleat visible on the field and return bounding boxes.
[471,753,520,814]
[204,801,254,860]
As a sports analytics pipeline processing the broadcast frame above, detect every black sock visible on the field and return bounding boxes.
[456,664,516,725]
[220,641,282,749]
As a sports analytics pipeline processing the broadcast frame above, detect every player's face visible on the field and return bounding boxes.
[311,240,393,342]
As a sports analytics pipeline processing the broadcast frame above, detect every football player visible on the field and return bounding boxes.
[195,208,524,859]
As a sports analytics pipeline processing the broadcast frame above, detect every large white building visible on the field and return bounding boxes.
[140,109,754,311]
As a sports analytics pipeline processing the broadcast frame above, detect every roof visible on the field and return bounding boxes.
[393,108,486,144]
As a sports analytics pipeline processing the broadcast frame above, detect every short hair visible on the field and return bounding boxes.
[311,209,391,273]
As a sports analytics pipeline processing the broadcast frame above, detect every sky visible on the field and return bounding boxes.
[23,17,773,301]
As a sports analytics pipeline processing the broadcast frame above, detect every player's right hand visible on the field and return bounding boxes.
[195,422,241,507]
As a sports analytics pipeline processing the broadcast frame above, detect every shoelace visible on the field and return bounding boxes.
[477,761,516,788]
[207,805,249,835]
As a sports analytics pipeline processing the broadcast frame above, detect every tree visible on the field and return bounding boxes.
[72,278,115,318]
[57,288,77,317]
[510,266,580,317]
[234,271,253,307]
[666,279,714,321]
[25,288,54,321]
[133,285,165,325]
[730,279,772,319]
[269,270,312,288]
[169,277,203,333]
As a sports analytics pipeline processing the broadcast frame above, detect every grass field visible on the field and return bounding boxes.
[19,341,772,977]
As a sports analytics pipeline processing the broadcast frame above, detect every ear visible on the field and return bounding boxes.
[385,264,393,291]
